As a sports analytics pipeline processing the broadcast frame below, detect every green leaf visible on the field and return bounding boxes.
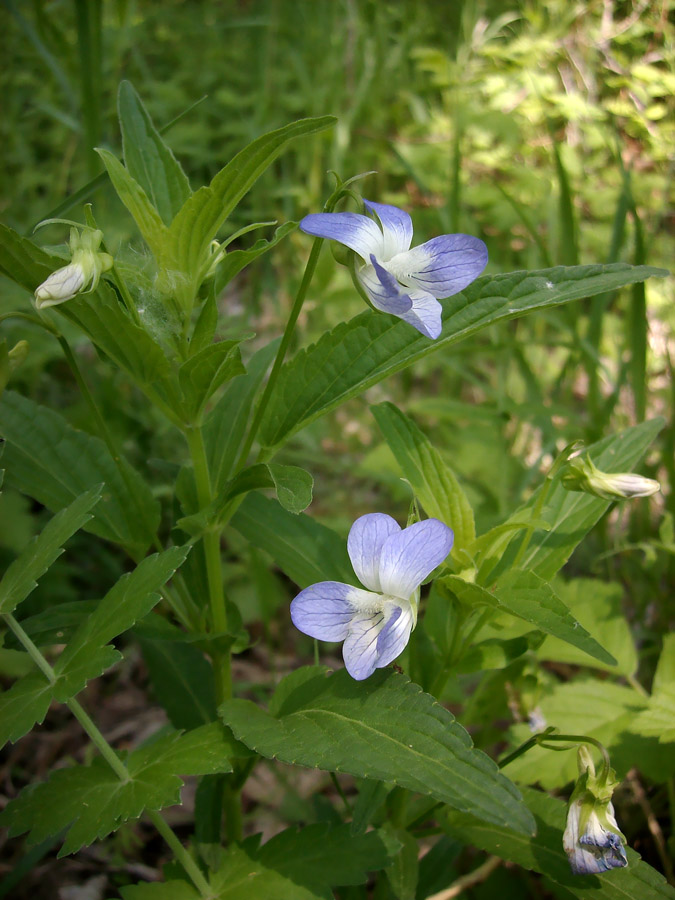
[259,264,667,449]
[630,686,675,744]
[0,391,160,553]
[498,419,664,582]
[220,666,535,835]
[2,600,98,650]
[383,825,418,900]
[96,148,169,260]
[653,633,675,694]
[214,222,297,290]
[178,339,246,421]
[443,786,675,900]
[0,487,101,615]
[0,223,63,292]
[204,340,278,492]
[443,571,616,666]
[118,80,192,226]
[0,670,59,748]
[230,494,354,587]
[159,116,335,285]
[1,722,233,855]
[372,402,475,556]
[120,883,199,900]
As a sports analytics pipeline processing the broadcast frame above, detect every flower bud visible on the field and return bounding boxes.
[561,455,660,501]
[34,228,113,309]
[563,745,628,875]
[35,264,86,308]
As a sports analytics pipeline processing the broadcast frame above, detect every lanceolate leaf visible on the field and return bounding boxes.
[442,571,616,666]
[0,391,160,553]
[1,723,234,856]
[259,264,666,448]
[0,486,101,615]
[220,666,535,835]
[0,223,63,291]
[118,80,192,226]
[372,402,475,556]
[178,339,246,421]
[214,222,297,290]
[443,787,675,900]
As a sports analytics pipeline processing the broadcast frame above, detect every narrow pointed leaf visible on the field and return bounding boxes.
[178,339,246,421]
[214,221,297,290]
[0,223,63,292]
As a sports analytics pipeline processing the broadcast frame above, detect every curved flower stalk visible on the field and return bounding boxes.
[291,513,453,680]
[300,199,487,339]
[563,745,628,875]
[35,228,113,309]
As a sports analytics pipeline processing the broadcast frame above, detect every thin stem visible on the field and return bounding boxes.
[235,236,324,470]
[223,784,243,843]
[499,730,611,773]
[4,614,210,897]
[427,856,502,900]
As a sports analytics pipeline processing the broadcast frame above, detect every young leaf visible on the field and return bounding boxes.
[1,723,234,856]
[230,493,354,587]
[443,786,675,900]
[159,116,336,283]
[372,402,475,556]
[178,339,246,421]
[0,391,160,553]
[214,221,297,290]
[220,665,535,835]
[442,571,616,666]
[118,80,192,226]
[259,264,667,449]
[0,486,101,615]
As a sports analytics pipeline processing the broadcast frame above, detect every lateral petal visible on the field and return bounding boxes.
[358,256,413,315]
[378,519,454,600]
[347,513,401,592]
[389,234,488,298]
[375,603,414,669]
[300,212,384,262]
[291,582,360,641]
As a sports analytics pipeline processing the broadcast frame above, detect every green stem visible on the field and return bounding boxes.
[498,730,611,773]
[185,425,231,703]
[3,614,211,897]
[235,236,324,470]
[223,783,243,843]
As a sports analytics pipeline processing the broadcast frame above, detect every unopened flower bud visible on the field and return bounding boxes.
[35,264,86,308]
[563,745,628,875]
[561,455,660,501]
[34,228,113,309]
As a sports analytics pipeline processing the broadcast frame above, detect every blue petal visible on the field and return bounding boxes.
[363,200,413,258]
[378,519,454,600]
[290,582,356,641]
[300,213,383,262]
[347,513,401,592]
[343,611,386,680]
[376,603,414,668]
[400,289,443,339]
[389,234,488,298]
[359,256,413,315]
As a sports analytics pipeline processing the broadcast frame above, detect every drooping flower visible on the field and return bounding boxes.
[35,228,113,309]
[561,455,660,501]
[290,513,453,680]
[299,199,487,339]
[563,745,628,875]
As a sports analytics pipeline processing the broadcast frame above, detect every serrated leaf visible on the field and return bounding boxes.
[2,600,98,650]
[214,221,297,289]
[220,666,535,835]
[0,223,63,292]
[259,264,667,448]
[178,339,245,421]
[96,148,169,260]
[630,685,675,744]
[0,486,101,615]
[159,116,336,285]
[0,670,59,747]
[443,571,616,666]
[230,493,354,587]
[0,391,160,553]
[443,786,675,900]
[372,402,475,555]
[1,722,233,855]
[118,80,192,226]
[204,340,278,492]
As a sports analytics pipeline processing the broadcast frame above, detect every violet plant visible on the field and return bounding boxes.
[0,83,670,900]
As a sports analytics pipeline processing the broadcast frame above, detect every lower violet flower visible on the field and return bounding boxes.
[290,513,453,680]
[300,199,487,339]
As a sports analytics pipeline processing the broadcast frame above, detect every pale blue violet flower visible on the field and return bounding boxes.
[300,200,487,339]
[291,513,453,680]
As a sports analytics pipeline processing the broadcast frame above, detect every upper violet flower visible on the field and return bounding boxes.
[300,200,487,339]
[291,513,453,680]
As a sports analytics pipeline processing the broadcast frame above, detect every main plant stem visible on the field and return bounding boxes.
[4,613,211,897]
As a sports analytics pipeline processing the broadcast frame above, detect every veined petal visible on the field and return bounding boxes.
[300,212,384,262]
[376,602,414,668]
[363,200,413,258]
[343,610,386,680]
[290,582,377,641]
[347,513,401,592]
[359,256,413,315]
[378,519,454,600]
[400,290,443,340]
[34,264,86,308]
[388,234,488,299]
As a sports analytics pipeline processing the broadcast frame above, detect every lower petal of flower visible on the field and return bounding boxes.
[399,290,444,340]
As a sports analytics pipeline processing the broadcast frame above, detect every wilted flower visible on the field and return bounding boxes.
[300,200,487,339]
[35,228,113,309]
[563,745,628,875]
[291,513,453,680]
[561,455,660,501]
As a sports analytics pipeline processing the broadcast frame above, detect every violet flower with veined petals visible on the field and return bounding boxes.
[300,200,487,339]
[290,513,453,680]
